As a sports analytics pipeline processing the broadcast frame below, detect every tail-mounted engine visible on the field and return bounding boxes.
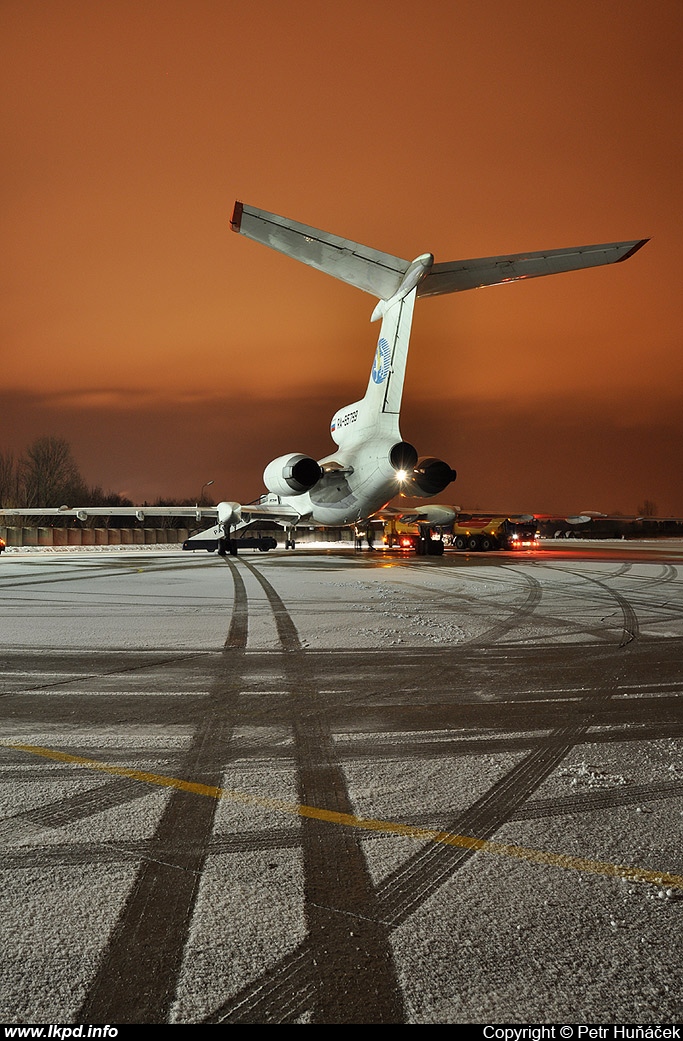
[387,441,455,498]
[401,456,457,497]
[263,453,323,497]
[389,441,419,472]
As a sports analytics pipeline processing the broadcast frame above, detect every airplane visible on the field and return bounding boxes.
[0,203,647,554]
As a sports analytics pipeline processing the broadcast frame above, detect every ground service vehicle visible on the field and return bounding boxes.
[384,513,537,553]
[451,514,538,551]
[382,516,446,555]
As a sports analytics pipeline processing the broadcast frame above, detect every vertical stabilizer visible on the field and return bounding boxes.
[363,287,417,420]
[329,285,420,448]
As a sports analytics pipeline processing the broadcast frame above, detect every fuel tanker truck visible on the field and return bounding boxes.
[383,509,538,553]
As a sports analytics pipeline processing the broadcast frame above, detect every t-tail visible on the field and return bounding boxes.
[230,200,646,426]
[230,200,646,496]
[230,201,435,445]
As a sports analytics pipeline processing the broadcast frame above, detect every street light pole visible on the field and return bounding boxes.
[198,480,214,507]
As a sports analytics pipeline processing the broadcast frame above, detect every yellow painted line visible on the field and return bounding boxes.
[4,741,683,890]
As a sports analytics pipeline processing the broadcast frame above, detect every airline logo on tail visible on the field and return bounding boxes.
[371,337,391,384]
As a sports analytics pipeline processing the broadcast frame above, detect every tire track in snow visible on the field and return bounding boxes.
[78,560,248,1023]
[372,721,591,926]
[536,563,640,647]
[466,567,543,645]
[217,556,404,1024]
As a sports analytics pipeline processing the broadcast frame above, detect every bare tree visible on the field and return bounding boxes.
[637,499,657,517]
[19,436,89,508]
[0,450,21,507]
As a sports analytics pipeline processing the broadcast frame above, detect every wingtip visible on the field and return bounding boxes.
[617,238,649,262]
[230,200,243,233]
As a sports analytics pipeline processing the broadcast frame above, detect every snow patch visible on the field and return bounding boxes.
[558,762,630,788]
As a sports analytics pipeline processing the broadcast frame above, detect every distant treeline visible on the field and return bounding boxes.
[536,517,683,539]
[0,436,196,527]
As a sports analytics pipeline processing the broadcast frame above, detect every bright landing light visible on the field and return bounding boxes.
[396,469,408,482]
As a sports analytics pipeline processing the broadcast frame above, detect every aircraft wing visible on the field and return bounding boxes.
[417,240,648,297]
[233,503,301,522]
[0,506,218,522]
[0,502,302,524]
[375,506,599,526]
[373,504,460,526]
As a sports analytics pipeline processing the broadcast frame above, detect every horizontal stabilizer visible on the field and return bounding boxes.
[232,204,647,305]
[417,240,648,297]
[231,202,409,300]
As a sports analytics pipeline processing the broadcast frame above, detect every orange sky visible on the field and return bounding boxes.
[2,1,682,513]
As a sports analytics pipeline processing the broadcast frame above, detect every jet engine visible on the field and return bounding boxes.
[217,501,242,527]
[402,457,457,497]
[389,441,418,472]
[263,453,323,496]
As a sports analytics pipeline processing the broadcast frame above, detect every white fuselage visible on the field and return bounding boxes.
[272,436,404,528]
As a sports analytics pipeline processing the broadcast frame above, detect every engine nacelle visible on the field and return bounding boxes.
[263,453,322,497]
[402,457,457,498]
[217,501,242,526]
[389,441,418,472]
[398,504,457,527]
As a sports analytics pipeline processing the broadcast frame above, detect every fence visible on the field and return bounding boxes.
[0,525,354,548]
[0,526,190,547]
